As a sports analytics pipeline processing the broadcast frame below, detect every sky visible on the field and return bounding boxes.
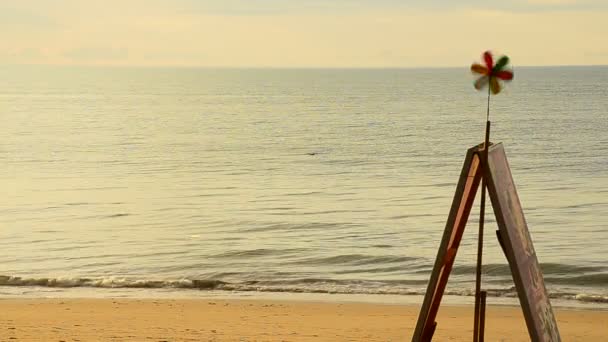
[1,0,607,67]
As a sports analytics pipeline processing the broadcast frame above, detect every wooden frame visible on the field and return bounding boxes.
[412,143,560,342]
[484,143,560,342]
[412,144,483,341]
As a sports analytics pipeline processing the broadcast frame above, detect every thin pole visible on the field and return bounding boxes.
[486,83,491,121]
[474,86,491,342]
[480,291,488,339]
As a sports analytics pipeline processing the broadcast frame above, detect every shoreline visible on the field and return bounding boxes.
[2,298,606,341]
[2,285,607,311]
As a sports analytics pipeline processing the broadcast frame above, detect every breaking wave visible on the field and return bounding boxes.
[1,275,606,304]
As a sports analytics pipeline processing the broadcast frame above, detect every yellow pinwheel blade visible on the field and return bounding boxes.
[490,77,501,94]
[471,63,488,75]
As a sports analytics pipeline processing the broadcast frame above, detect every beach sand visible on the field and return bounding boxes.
[1,298,605,341]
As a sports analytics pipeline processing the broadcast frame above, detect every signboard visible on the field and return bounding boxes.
[485,144,561,342]
[412,143,561,342]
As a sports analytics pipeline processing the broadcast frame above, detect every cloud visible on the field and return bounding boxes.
[170,0,608,14]
[0,2,60,31]
[520,0,608,11]
[63,47,130,62]
[0,47,48,64]
[0,1,606,67]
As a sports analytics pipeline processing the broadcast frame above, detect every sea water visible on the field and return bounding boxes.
[1,65,607,306]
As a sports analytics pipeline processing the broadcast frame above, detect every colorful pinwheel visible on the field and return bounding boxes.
[471,51,513,95]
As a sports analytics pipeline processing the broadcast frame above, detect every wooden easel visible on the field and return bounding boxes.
[411,137,561,342]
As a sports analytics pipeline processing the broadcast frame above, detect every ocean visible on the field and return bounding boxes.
[1,65,607,307]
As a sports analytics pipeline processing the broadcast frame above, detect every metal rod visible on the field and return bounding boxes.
[474,120,491,342]
[486,83,491,122]
[480,290,487,342]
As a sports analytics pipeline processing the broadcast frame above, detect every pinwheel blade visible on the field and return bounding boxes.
[483,51,493,70]
[496,70,513,81]
[474,75,489,90]
[494,56,509,72]
[471,63,488,75]
[490,77,501,94]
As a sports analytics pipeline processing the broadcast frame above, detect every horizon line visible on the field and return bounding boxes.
[3,63,608,69]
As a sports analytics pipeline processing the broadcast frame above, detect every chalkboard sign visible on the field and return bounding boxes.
[485,143,560,342]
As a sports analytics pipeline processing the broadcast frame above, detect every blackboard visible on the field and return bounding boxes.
[485,143,560,342]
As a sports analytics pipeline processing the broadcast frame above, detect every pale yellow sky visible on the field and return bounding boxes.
[1,0,607,67]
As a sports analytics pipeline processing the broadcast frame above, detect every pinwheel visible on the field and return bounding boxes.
[471,51,513,95]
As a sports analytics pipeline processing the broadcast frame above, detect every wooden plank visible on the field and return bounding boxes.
[412,145,483,341]
[485,143,561,342]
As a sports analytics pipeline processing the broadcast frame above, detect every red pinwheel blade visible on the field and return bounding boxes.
[483,51,493,70]
[496,70,513,81]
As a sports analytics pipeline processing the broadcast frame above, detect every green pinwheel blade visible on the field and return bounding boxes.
[493,56,509,72]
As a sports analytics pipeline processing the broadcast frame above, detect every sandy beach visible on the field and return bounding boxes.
[0,298,605,341]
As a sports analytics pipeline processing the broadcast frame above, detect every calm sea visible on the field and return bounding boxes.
[1,66,607,306]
